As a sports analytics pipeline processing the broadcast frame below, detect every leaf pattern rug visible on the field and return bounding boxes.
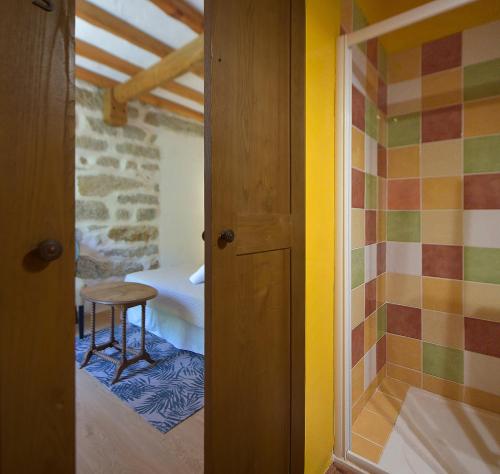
[75,324,204,433]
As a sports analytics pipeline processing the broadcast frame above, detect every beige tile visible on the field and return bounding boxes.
[366,62,378,104]
[387,363,421,388]
[352,126,365,170]
[364,312,377,352]
[464,96,500,138]
[351,284,365,329]
[464,351,500,397]
[388,78,421,117]
[386,273,421,308]
[463,20,500,66]
[464,386,500,415]
[352,359,365,405]
[352,408,394,446]
[388,145,420,178]
[423,277,463,314]
[423,374,464,402]
[422,310,464,349]
[463,281,500,323]
[422,177,462,210]
[422,210,463,245]
[352,433,383,463]
[351,208,365,249]
[387,334,422,371]
[422,68,462,111]
[387,47,421,84]
[379,377,411,401]
[421,139,462,177]
[365,390,403,425]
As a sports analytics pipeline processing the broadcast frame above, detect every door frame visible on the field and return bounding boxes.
[203,0,305,471]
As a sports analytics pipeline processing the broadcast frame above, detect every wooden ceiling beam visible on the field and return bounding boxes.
[113,34,204,104]
[75,66,203,123]
[150,0,204,33]
[76,0,172,57]
[76,40,204,105]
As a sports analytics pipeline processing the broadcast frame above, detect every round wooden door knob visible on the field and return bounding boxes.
[37,239,63,262]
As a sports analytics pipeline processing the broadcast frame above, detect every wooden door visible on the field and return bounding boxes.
[205,0,305,472]
[0,2,75,473]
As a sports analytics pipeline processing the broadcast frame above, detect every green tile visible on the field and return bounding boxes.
[387,211,420,242]
[464,135,500,174]
[464,246,500,285]
[352,247,365,289]
[378,43,387,81]
[365,99,379,141]
[388,113,420,148]
[377,304,387,340]
[464,58,500,102]
[365,173,378,209]
[423,343,464,384]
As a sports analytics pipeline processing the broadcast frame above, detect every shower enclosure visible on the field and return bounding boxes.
[335,1,500,472]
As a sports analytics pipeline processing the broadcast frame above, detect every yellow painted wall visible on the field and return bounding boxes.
[356,0,500,53]
[305,0,340,472]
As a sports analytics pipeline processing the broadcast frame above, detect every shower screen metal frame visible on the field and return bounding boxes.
[334,0,477,472]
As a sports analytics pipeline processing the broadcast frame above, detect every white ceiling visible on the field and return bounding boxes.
[75,0,204,114]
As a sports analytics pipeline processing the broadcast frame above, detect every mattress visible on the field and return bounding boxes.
[124,264,204,329]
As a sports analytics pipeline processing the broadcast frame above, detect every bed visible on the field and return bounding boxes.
[124,264,204,355]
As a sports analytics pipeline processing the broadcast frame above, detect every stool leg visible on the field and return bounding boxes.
[112,305,127,384]
[80,302,96,368]
[78,304,85,339]
[109,305,115,344]
[141,303,154,365]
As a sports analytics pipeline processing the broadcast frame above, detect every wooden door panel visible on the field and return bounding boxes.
[0,2,75,472]
[206,0,304,471]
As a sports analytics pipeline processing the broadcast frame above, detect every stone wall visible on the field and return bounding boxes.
[75,79,203,283]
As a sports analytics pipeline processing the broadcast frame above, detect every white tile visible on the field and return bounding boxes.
[464,351,500,397]
[386,242,422,276]
[352,45,367,96]
[380,387,500,474]
[464,211,500,248]
[463,20,500,66]
[364,135,378,176]
[388,78,421,103]
[364,243,377,283]
[363,344,377,390]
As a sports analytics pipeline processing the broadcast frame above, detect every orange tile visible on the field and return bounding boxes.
[352,408,394,446]
[422,68,462,110]
[387,363,422,387]
[352,434,383,463]
[464,96,500,138]
[387,334,422,371]
[386,273,421,308]
[464,386,500,415]
[352,359,365,405]
[422,177,462,210]
[423,374,464,402]
[423,277,463,314]
[364,312,378,352]
[422,310,464,349]
[388,145,420,178]
[352,396,365,424]
[365,390,403,425]
[352,126,365,170]
[387,47,421,84]
[379,377,411,401]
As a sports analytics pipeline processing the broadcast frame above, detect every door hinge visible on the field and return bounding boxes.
[32,0,53,12]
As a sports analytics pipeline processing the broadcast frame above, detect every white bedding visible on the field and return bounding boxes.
[124,264,205,354]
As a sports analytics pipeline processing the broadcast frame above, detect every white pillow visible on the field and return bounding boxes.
[189,264,205,285]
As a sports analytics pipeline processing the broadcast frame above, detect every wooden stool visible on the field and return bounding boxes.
[80,282,158,384]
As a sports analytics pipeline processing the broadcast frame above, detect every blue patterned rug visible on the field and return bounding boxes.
[75,324,204,433]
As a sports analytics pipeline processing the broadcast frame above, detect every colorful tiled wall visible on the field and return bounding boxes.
[384,20,500,413]
[342,0,390,422]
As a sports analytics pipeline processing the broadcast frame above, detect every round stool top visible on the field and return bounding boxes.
[81,281,157,305]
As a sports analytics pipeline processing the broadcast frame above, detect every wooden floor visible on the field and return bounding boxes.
[76,312,204,474]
